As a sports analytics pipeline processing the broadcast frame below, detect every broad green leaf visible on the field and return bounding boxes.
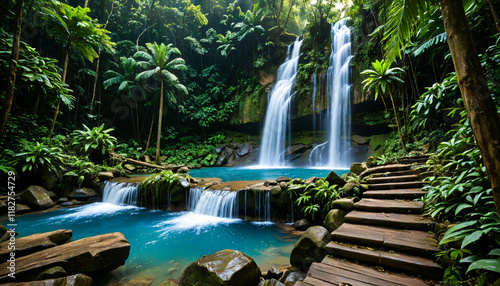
[466,259,500,274]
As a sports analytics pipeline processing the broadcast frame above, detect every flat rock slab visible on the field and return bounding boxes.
[325,242,443,279]
[368,181,424,190]
[366,175,419,184]
[208,180,267,191]
[360,165,411,178]
[354,198,423,214]
[331,223,440,257]
[362,189,428,200]
[297,257,429,286]
[0,232,130,283]
[0,229,72,261]
[345,211,434,231]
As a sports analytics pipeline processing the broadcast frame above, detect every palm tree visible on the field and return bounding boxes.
[361,59,406,151]
[103,57,145,143]
[381,0,500,214]
[43,0,115,139]
[233,5,266,62]
[134,42,188,165]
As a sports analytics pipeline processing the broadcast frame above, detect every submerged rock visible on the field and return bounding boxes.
[179,249,261,286]
[0,232,130,283]
[0,229,72,261]
[20,186,55,210]
[290,226,330,271]
[3,274,92,286]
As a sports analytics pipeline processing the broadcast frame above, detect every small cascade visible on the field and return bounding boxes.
[325,19,353,168]
[102,181,139,206]
[188,187,239,218]
[259,37,303,166]
[254,191,271,222]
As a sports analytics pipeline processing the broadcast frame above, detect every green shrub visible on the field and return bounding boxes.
[12,141,66,174]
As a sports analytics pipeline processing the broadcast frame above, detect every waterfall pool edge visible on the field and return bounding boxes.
[1,204,300,285]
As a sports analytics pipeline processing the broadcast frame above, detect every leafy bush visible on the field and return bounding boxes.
[289,179,343,222]
[63,157,99,188]
[12,140,66,174]
[70,124,117,163]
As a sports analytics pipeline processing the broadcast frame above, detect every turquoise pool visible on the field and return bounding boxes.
[3,204,298,284]
[187,167,348,181]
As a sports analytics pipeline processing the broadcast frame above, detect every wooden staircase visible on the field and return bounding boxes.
[297,161,443,286]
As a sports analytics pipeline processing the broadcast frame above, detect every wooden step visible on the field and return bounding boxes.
[400,155,430,160]
[399,159,428,165]
[370,170,415,178]
[360,164,411,178]
[298,257,430,286]
[363,189,427,200]
[325,242,443,280]
[345,211,434,231]
[354,198,423,214]
[331,223,440,257]
[366,175,419,184]
[368,181,424,190]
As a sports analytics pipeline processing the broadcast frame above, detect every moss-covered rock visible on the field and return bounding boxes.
[290,226,330,271]
[350,162,368,175]
[325,171,346,187]
[179,249,261,286]
[323,209,347,232]
[330,198,354,211]
[20,186,54,210]
[368,134,391,151]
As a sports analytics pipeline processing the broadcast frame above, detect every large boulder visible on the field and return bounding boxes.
[294,218,311,231]
[323,209,347,232]
[0,229,72,261]
[20,186,54,210]
[290,226,331,271]
[0,232,130,283]
[330,198,355,211]
[68,188,98,201]
[179,249,261,286]
[98,172,114,181]
[2,274,92,286]
[350,162,368,176]
[325,171,346,187]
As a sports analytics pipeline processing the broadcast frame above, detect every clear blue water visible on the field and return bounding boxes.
[2,204,298,284]
[188,167,348,181]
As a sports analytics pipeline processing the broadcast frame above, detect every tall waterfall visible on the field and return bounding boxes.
[188,187,239,218]
[309,19,353,168]
[326,19,353,168]
[102,181,139,205]
[259,38,303,166]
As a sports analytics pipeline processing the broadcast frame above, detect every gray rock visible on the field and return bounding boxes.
[258,279,285,286]
[341,182,356,196]
[294,218,311,231]
[275,176,292,183]
[290,226,331,271]
[350,162,368,175]
[263,267,284,280]
[281,270,306,286]
[177,166,189,174]
[179,249,261,286]
[351,135,368,145]
[36,266,67,280]
[325,171,346,187]
[16,204,31,214]
[68,188,98,201]
[98,172,114,181]
[323,209,347,232]
[264,180,278,187]
[331,198,354,211]
[279,182,288,190]
[20,186,55,210]
[237,144,252,157]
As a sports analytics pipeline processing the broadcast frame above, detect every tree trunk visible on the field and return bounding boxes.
[0,0,24,137]
[145,113,154,150]
[486,0,500,33]
[155,79,164,165]
[441,0,500,215]
[89,55,100,115]
[388,88,406,152]
[48,44,70,139]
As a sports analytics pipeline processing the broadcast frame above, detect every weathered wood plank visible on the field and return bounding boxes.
[345,211,434,231]
[360,164,411,178]
[354,199,423,214]
[366,175,419,184]
[362,189,428,200]
[368,181,424,190]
